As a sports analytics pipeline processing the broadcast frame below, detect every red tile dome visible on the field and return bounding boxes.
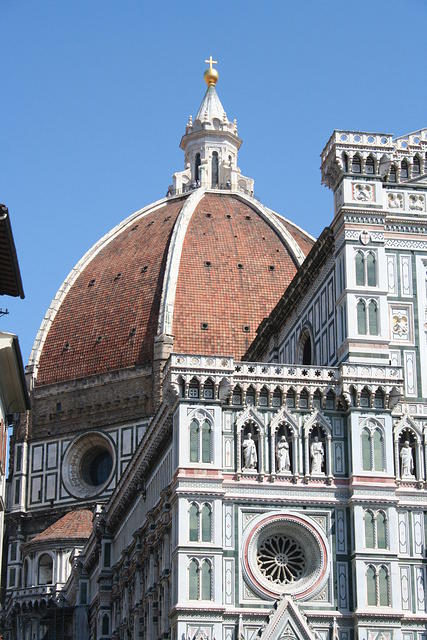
[31,191,314,387]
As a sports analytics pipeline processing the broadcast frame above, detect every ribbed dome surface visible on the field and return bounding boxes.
[34,192,314,387]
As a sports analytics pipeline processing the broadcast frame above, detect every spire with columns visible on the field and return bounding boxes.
[171,58,254,195]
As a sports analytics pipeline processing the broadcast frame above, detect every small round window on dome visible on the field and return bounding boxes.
[204,261,211,267]
[88,278,96,287]
[141,265,148,273]
[201,322,209,330]
[269,265,275,271]
[237,263,243,269]
[243,325,250,333]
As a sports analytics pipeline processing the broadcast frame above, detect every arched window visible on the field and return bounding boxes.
[246,386,255,406]
[313,390,322,410]
[360,387,370,408]
[378,566,389,606]
[299,388,309,409]
[189,504,199,541]
[356,252,365,286]
[259,387,269,407]
[413,156,421,176]
[366,566,376,606]
[195,153,201,182]
[373,429,384,471]
[38,554,53,586]
[190,420,199,462]
[203,379,214,399]
[188,560,199,600]
[374,389,385,409]
[366,253,376,286]
[325,390,335,410]
[232,386,242,406]
[366,156,375,175]
[342,152,349,172]
[102,614,109,635]
[365,511,375,548]
[302,336,312,365]
[368,300,378,335]
[362,429,371,470]
[286,389,296,408]
[211,152,219,187]
[188,378,200,399]
[200,560,212,600]
[352,155,361,173]
[377,512,387,549]
[389,165,397,182]
[201,420,211,463]
[272,388,282,408]
[401,159,408,179]
[357,300,367,334]
[201,504,212,542]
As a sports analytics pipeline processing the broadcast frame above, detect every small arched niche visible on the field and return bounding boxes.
[297,326,314,365]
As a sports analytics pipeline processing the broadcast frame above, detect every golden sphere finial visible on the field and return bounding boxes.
[204,55,219,86]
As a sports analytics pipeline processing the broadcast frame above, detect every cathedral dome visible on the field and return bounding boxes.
[30,190,313,387]
[29,64,315,389]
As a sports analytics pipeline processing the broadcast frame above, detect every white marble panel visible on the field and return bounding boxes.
[398,512,409,554]
[337,562,348,609]
[400,565,411,611]
[223,504,234,549]
[223,558,234,605]
[333,417,344,437]
[404,351,417,396]
[400,255,413,297]
[412,512,424,556]
[387,254,398,295]
[334,442,345,475]
[416,567,426,612]
[336,509,347,553]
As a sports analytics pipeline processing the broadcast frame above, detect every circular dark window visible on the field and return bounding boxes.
[81,447,113,487]
[62,432,115,498]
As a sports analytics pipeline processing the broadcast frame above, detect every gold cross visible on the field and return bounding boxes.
[204,56,218,71]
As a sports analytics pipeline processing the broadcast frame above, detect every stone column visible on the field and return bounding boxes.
[270,429,276,476]
[326,435,332,478]
[304,433,309,477]
[292,433,299,476]
[394,436,400,479]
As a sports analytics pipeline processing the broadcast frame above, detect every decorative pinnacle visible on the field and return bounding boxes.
[204,55,219,86]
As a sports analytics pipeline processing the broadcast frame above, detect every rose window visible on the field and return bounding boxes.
[257,535,305,584]
[242,512,330,600]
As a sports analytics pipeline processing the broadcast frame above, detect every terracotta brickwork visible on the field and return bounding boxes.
[35,193,313,387]
[36,200,184,386]
[30,509,93,542]
[173,193,310,358]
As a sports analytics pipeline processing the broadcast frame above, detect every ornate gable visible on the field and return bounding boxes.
[259,596,318,640]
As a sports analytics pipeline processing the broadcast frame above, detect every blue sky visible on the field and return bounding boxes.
[2,0,427,362]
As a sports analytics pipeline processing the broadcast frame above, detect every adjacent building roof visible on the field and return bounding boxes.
[0,204,24,299]
[29,509,93,543]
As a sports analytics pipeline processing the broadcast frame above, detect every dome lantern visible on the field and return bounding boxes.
[171,58,254,195]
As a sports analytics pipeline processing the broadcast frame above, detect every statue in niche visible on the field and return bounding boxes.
[276,435,291,472]
[310,436,324,474]
[242,432,257,469]
[400,440,414,477]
